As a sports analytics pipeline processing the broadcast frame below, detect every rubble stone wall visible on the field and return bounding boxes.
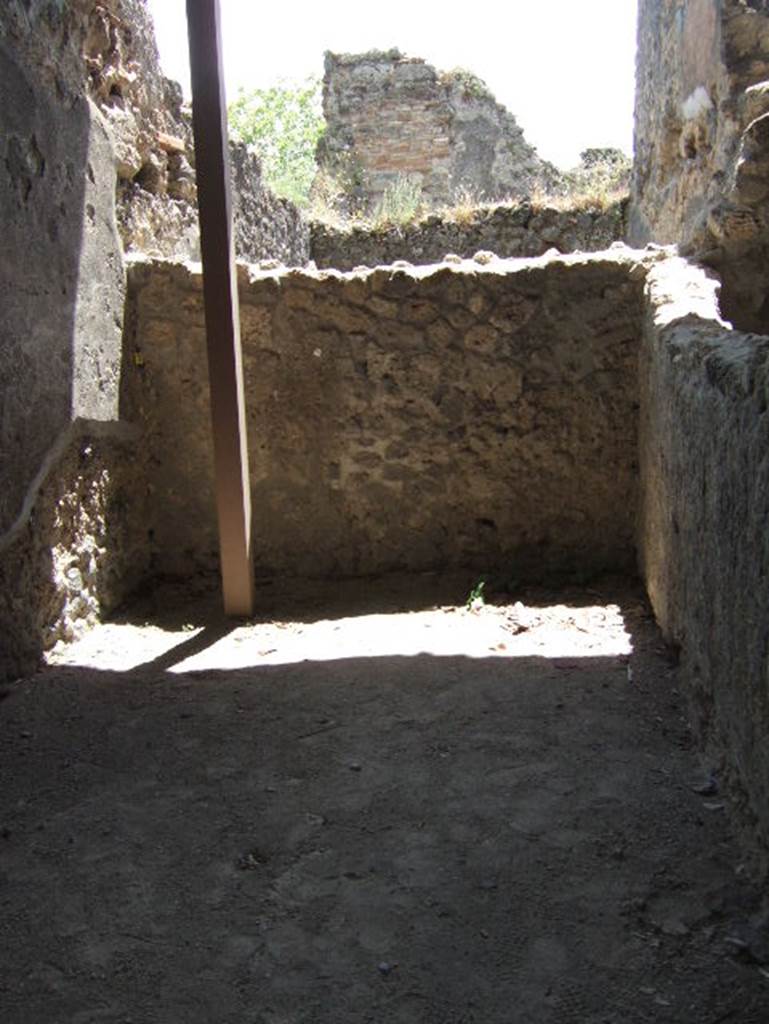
[639,256,769,864]
[0,431,148,682]
[124,249,653,584]
[79,0,310,265]
[310,201,627,270]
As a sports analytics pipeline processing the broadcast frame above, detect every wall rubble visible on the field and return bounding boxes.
[638,256,769,870]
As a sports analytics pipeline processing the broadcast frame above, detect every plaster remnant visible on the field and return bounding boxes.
[682,85,713,120]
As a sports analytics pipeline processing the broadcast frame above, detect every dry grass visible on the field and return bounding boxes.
[438,185,489,225]
[529,183,629,214]
[308,154,630,233]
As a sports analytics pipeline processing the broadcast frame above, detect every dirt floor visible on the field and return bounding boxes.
[2,573,769,1023]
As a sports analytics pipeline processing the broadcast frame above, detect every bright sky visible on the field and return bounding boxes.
[147,0,638,170]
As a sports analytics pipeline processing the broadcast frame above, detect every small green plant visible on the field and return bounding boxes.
[466,578,487,610]
[308,153,369,225]
[370,174,424,229]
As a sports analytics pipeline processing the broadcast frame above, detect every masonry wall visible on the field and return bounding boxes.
[0,0,308,681]
[310,201,627,271]
[0,4,124,538]
[81,0,309,265]
[639,256,769,866]
[0,2,131,679]
[317,50,557,211]
[124,250,651,584]
[0,2,140,680]
[631,0,769,331]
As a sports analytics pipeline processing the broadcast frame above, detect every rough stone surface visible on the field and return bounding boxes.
[0,432,147,683]
[229,143,310,267]
[116,141,311,265]
[0,1,139,681]
[124,249,653,584]
[0,0,309,679]
[0,0,309,266]
[631,0,769,330]
[638,255,769,868]
[310,200,627,271]
[0,18,124,538]
[317,50,559,211]
[76,0,310,265]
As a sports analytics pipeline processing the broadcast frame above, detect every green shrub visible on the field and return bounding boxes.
[228,77,325,207]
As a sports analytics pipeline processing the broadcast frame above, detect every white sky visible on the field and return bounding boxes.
[147,0,638,170]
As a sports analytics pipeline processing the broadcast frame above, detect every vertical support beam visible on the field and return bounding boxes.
[186,0,254,616]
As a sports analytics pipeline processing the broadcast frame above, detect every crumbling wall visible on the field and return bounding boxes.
[124,249,654,584]
[317,50,558,211]
[0,431,148,682]
[81,0,310,264]
[639,256,769,865]
[310,200,627,271]
[631,0,769,331]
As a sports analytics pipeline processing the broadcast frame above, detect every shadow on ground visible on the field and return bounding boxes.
[1,581,768,1023]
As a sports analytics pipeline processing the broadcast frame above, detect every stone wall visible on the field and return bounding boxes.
[0,0,310,679]
[124,248,653,584]
[0,430,147,682]
[80,0,310,265]
[631,0,769,331]
[317,50,558,212]
[0,2,145,679]
[0,5,125,537]
[310,200,627,271]
[639,255,769,868]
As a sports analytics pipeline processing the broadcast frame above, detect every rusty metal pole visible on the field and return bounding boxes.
[185,0,254,616]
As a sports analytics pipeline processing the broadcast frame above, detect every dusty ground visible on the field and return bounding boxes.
[2,573,769,1023]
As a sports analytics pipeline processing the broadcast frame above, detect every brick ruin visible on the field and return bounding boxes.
[2,0,769,870]
[316,49,559,211]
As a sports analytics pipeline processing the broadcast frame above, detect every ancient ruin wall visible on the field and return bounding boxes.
[310,201,627,271]
[631,0,769,330]
[317,50,557,211]
[0,4,125,538]
[0,2,151,679]
[639,256,769,865]
[80,0,309,265]
[0,0,310,679]
[124,250,652,584]
[0,431,148,682]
